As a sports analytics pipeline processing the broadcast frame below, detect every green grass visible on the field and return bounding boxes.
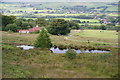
[35,13,81,16]
[106,6,118,11]
[56,18,100,23]
[24,18,37,20]
[88,23,103,26]
[2,29,118,48]
[77,23,102,26]
[107,14,118,17]
[33,10,55,12]
[34,13,104,17]
[2,44,119,78]
[2,29,119,78]
[75,30,118,39]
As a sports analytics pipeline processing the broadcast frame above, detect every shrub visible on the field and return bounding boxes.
[65,49,77,59]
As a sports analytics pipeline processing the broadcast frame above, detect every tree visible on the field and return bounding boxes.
[14,19,22,27]
[47,19,70,35]
[68,21,80,29]
[86,21,89,23]
[18,18,26,22]
[2,15,16,27]
[2,15,16,30]
[100,25,106,30]
[71,20,81,23]
[34,28,52,48]
[21,22,30,29]
[36,18,48,26]
[27,19,34,22]
[28,21,36,28]
[4,23,18,32]
[82,21,86,23]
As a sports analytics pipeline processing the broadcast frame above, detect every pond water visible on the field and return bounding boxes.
[16,45,34,50]
[16,45,109,53]
[50,47,109,53]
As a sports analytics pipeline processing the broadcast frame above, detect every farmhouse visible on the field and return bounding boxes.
[28,25,41,32]
[18,30,29,33]
[18,25,41,33]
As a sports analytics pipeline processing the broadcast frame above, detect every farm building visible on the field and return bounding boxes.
[18,30,29,33]
[18,25,41,33]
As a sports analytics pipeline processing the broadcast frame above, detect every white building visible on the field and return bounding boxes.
[19,30,29,33]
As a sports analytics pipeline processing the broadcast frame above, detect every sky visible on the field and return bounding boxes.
[0,0,119,2]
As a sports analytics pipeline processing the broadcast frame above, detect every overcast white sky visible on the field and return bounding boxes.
[0,0,119,2]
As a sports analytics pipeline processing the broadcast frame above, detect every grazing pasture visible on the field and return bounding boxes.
[75,30,118,40]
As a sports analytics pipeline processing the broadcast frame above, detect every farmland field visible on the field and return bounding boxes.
[1,2,118,28]
[56,18,99,22]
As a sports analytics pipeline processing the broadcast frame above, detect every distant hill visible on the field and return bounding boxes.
[0,2,118,18]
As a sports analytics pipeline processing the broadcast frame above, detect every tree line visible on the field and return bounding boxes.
[1,14,79,35]
[1,14,119,35]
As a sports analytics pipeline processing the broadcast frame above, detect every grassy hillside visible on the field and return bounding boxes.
[2,30,118,78]
[2,30,118,48]
[2,44,118,78]
[2,30,119,78]
[1,2,118,14]
[1,1,119,78]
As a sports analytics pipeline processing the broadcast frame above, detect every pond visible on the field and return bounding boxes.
[16,45,109,53]
[50,47,109,53]
[16,45,34,50]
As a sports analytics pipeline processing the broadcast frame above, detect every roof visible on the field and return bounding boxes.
[18,26,41,32]
[28,26,41,32]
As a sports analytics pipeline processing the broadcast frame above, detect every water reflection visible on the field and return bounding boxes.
[16,45,109,53]
[16,45,34,50]
[50,47,109,53]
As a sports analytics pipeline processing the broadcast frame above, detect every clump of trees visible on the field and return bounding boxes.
[4,23,18,32]
[1,14,119,34]
[34,27,52,48]
[2,14,16,31]
[47,19,71,35]
[68,21,80,29]
[1,14,37,32]
[2,14,16,27]
[47,19,80,35]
